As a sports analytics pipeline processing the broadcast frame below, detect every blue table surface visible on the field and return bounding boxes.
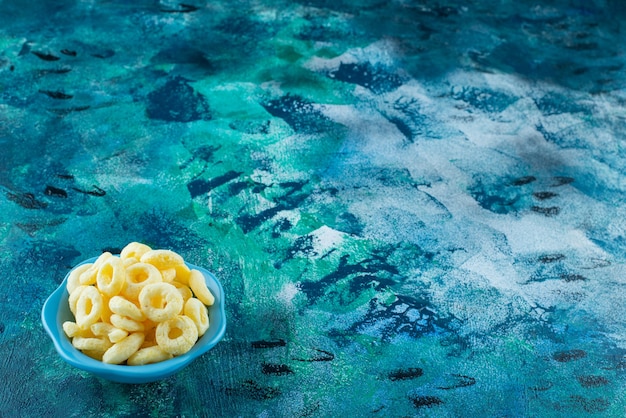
[2,0,626,416]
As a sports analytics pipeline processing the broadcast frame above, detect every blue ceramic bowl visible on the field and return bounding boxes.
[42,257,226,384]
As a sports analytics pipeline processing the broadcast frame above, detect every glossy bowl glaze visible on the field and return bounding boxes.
[42,257,226,384]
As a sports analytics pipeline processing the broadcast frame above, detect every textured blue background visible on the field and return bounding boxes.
[1,0,626,416]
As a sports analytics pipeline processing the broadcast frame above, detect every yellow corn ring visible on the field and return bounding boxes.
[79,252,112,285]
[102,332,145,365]
[109,296,145,322]
[140,325,158,348]
[127,345,174,366]
[100,295,112,323]
[96,256,126,297]
[155,315,198,356]
[110,313,145,332]
[73,336,113,352]
[184,297,210,337]
[68,285,88,316]
[91,322,129,343]
[174,264,191,285]
[188,269,215,306]
[138,282,184,322]
[122,262,162,300]
[160,268,176,283]
[75,286,104,329]
[120,242,152,261]
[123,257,139,268]
[63,321,93,338]
[173,281,193,302]
[140,249,185,270]
[66,263,93,294]
[82,349,106,361]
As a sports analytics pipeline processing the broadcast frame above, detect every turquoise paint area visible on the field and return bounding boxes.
[2,0,626,416]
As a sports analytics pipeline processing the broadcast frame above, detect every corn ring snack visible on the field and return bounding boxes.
[79,252,112,285]
[67,263,93,294]
[184,297,210,337]
[109,296,145,322]
[72,336,113,352]
[110,313,145,332]
[91,322,128,343]
[156,315,198,356]
[99,295,113,323]
[63,321,93,338]
[123,262,163,300]
[120,242,153,261]
[102,332,145,365]
[68,285,88,316]
[160,268,176,283]
[127,345,173,366]
[189,269,215,306]
[96,256,126,297]
[173,281,193,302]
[123,257,139,268]
[140,249,185,270]
[63,244,218,365]
[140,325,157,348]
[82,350,106,361]
[174,264,191,285]
[75,286,104,329]
[139,283,184,322]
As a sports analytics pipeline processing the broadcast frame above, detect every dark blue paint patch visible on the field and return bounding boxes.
[187,170,243,198]
[160,3,199,13]
[386,116,415,142]
[531,206,561,216]
[551,176,575,187]
[20,240,81,279]
[452,86,518,113]
[137,209,207,252]
[336,212,363,235]
[469,183,521,214]
[298,252,398,302]
[409,395,443,409]
[228,119,270,134]
[31,51,60,61]
[72,185,105,196]
[261,363,294,376]
[151,46,215,72]
[553,349,587,362]
[216,15,272,37]
[44,185,68,198]
[91,49,115,59]
[251,339,286,348]
[437,374,477,390]
[534,92,591,116]
[39,90,74,100]
[533,191,558,200]
[329,61,403,94]
[577,375,609,388]
[349,293,451,341]
[511,176,536,186]
[224,380,282,400]
[261,94,331,134]
[291,348,334,362]
[388,367,423,381]
[236,181,309,233]
[6,190,48,209]
[568,395,610,413]
[146,76,212,122]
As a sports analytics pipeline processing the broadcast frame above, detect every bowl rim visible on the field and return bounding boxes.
[41,256,226,384]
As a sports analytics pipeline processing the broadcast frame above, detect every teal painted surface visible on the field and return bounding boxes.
[1,0,626,416]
